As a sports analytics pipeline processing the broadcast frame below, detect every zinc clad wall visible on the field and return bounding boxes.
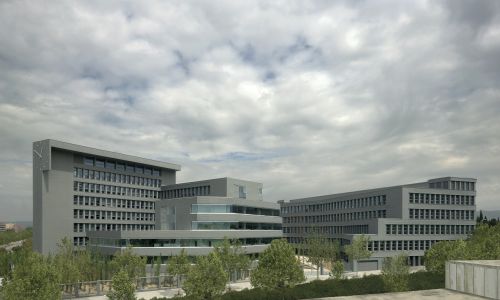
[42,148,74,254]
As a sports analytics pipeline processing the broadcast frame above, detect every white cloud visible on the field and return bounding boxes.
[1,0,500,220]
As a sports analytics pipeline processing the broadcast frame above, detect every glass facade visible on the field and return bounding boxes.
[191,204,280,216]
[192,221,281,230]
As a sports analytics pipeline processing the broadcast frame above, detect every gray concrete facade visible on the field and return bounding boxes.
[33,139,180,254]
[280,177,477,270]
[88,180,282,258]
[33,139,281,258]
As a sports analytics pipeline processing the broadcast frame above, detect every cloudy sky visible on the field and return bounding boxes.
[1,0,500,221]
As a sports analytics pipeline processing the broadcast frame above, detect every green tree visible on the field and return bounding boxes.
[344,235,371,276]
[107,269,136,300]
[250,239,305,289]
[183,252,227,300]
[305,232,339,279]
[1,252,61,300]
[214,238,250,282]
[54,238,84,284]
[424,239,468,274]
[154,255,162,277]
[330,260,344,280]
[110,246,146,279]
[167,249,191,278]
[382,254,410,292]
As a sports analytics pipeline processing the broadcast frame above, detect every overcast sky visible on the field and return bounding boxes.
[1,0,500,221]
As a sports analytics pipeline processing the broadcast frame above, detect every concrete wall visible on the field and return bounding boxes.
[446,260,500,299]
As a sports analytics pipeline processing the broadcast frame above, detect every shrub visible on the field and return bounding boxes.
[330,260,344,280]
[381,254,409,292]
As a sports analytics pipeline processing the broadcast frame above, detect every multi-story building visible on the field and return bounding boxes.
[0,223,5,232]
[87,178,281,259]
[33,139,281,257]
[280,177,477,271]
[33,139,180,254]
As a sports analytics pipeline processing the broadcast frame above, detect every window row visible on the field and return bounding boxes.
[368,239,444,252]
[74,168,162,187]
[283,224,369,235]
[73,223,155,233]
[89,237,278,248]
[81,156,162,176]
[409,193,475,206]
[385,224,474,235]
[162,185,211,199]
[73,181,159,199]
[429,180,475,191]
[191,221,282,230]
[409,209,474,220]
[191,204,280,216]
[73,195,155,210]
[281,195,387,214]
[73,209,155,222]
[283,210,387,224]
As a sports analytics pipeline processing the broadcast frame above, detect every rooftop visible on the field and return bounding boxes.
[311,289,483,300]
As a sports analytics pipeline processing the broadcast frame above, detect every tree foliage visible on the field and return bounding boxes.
[1,251,61,300]
[214,237,250,282]
[250,239,305,289]
[109,246,147,279]
[154,255,162,277]
[381,254,410,292]
[0,227,32,246]
[107,269,136,300]
[183,252,227,300]
[424,239,468,273]
[167,249,191,276]
[305,232,340,279]
[0,238,32,278]
[424,224,500,274]
[344,234,371,274]
[330,260,344,280]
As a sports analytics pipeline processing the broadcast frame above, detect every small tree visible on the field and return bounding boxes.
[1,252,61,300]
[107,269,136,300]
[305,232,325,279]
[110,246,146,279]
[251,239,305,289]
[167,249,191,281]
[214,237,250,282]
[154,255,162,277]
[344,235,371,276]
[183,252,227,300]
[330,260,344,280]
[382,254,410,292]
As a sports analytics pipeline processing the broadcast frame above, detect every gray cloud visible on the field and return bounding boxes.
[1,0,500,221]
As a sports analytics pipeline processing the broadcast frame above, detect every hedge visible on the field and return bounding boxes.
[145,271,444,300]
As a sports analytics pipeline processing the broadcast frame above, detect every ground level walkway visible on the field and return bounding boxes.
[312,289,483,300]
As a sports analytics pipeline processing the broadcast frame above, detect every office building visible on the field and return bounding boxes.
[33,139,281,257]
[88,178,281,258]
[33,139,180,254]
[280,177,477,270]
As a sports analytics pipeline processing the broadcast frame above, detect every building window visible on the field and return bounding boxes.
[84,157,94,166]
[95,159,105,168]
